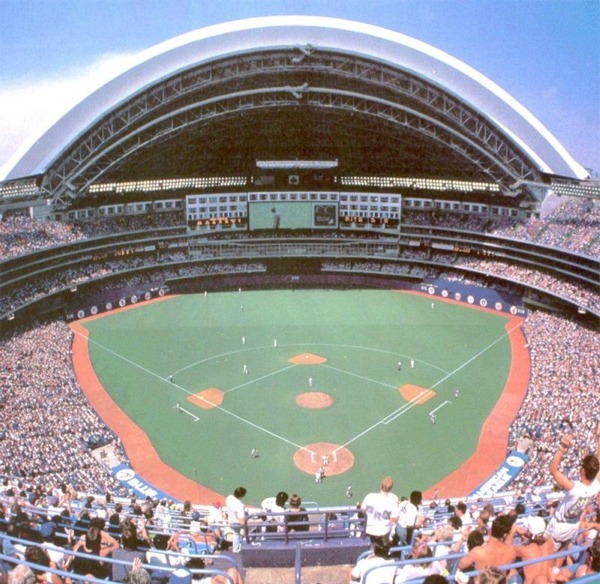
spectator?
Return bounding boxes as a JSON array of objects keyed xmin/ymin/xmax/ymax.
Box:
[
  {"xmin": 185, "ymin": 556, "xmax": 244, "ymax": 584},
  {"xmin": 127, "ymin": 557, "xmax": 152, "ymax": 584},
  {"xmin": 396, "ymin": 490, "xmax": 423, "ymax": 546},
  {"xmin": 70, "ymin": 517, "xmax": 119, "ymax": 580},
  {"xmin": 545, "ymin": 431, "xmax": 600, "ymax": 551},
  {"xmin": 347, "ymin": 541, "xmax": 395, "ymax": 583},
  {"xmin": 261, "ymin": 491, "xmax": 288, "ymax": 533},
  {"xmin": 476, "ymin": 566, "xmax": 507, "ymax": 584},
  {"xmin": 23, "ymin": 545, "xmax": 63, "ymax": 584},
  {"xmin": 574, "ymin": 533, "xmax": 600, "ymax": 579},
  {"xmin": 112, "ymin": 518, "xmax": 152, "ymax": 582},
  {"xmin": 393, "ymin": 542, "xmax": 443, "ymax": 583},
  {"xmin": 513, "ymin": 516, "xmax": 554, "ymax": 584},
  {"xmin": 7, "ymin": 564, "xmax": 36, "ymax": 584},
  {"xmin": 286, "ymin": 494, "xmax": 309, "ymax": 533},
  {"xmin": 458, "ymin": 515, "xmax": 517, "ymax": 573},
  {"xmin": 430, "ymin": 524, "xmax": 455, "ymax": 572},
  {"xmin": 360, "ymin": 477, "xmax": 399, "ymax": 547},
  {"xmin": 224, "ymin": 487, "xmax": 247, "ymax": 553}
]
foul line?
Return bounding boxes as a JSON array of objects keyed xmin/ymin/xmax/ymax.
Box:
[
  {"xmin": 71, "ymin": 328, "xmax": 317, "ymax": 457},
  {"xmin": 382, "ymin": 389, "xmax": 436, "ymax": 425},
  {"xmin": 73, "ymin": 319, "xmax": 522, "ymax": 460},
  {"xmin": 334, "ymin": 320, "xmax": 523, "ymax": 452}
]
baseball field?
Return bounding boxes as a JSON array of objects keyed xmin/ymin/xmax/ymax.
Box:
[{"xmin": 70, "ymin": 289, "xmax": 529, "ymax": 506}]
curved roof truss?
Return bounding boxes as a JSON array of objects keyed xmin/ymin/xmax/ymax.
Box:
[{"xmin": 4, "ymin": 17, "xmax": 587, "ymax": 207}]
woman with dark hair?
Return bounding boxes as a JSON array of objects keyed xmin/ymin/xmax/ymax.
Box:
[
  {"xmin": 24, "ymin": 545, "xmax": 63, "ymax": 584},
  {"xmin": 70, "ymin": 517, "xmax": 119, "ymax": 579},
  {"xmin": 286, "ymin": 494, "xmax": 309, "ymax": 533}
]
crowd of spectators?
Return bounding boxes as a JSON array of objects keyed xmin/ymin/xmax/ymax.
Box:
[
  {"xmin": 75, "ymin": 211, "xmax": 185, "ymax": 239},
  {"xmin": 1, "ymin": 292, "xmax": 597, "ymax": 506},
  {"xmin": 0, "ymin": 257, "xmax": 266, "ymax": 316},
  {"xmin": 0, "ymin": 210, "xmax": 184, "ymax": 261},
  {"xmin": 0, "ymin": 195, "xmax": 598, "ymax": 508},
  {"xmin": 451, "ymin": 257, "xmax": 599, "ymax": 311},
  {"xmin": 0, "ymin": 213, "xmax": 86, "ymax": 259},
  {"xmin": 402, "ymin": 195, "xmax": 599, "ymax": 258},
  {"xmin": 508, "ymin": 311, "xmax": 600, "ymax": 487},
  {"xmin": 2, "ymin": 455, "xmax": 598, "ymax": 584},
  {"xmin": 1, "ymin": 194, "xmax": 597, "ymax": 260},
  {"xmin": 503, "ymin": 196, "xmax": 599, "ymax": 257},
  {"xmin": 3, "ymin": 196, "xmax": 596, "ymax": 321},
  {"xmin": 0, "ymin": 321, "xmax": 127, "ymax": 496}
]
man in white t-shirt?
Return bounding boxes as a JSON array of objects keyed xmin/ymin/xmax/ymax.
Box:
[
  {"xmin": 360, "ymin": 476, "xmax": 399, "ymax": 547},
  {"xmin": 396, "ymin": 490, "xmax": 423, "ymax": 546},
  {"xmin": 225, "ymin": 486, "xmax": 247, "ymax": 553},
  {"xmin": 261, "ymin": 491, "xmax": 288, "ymax": 532},
  {"xmin": 545, "ymin": 432, "xmax": 600, "ymax": 550}
]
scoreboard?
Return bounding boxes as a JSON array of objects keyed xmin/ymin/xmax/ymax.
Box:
[{"xmin": 248, "ymin": 201, "xmax": 338, "ymax": 230}]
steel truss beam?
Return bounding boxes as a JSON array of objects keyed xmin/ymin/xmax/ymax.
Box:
[{"xmin": 44, "ymin": 48, "xmax": 543, "ymax": 207}]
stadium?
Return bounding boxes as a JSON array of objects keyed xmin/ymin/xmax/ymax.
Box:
[{"xmin": 1, "ymin": 15, "xmax": 599, "ymax": 584}]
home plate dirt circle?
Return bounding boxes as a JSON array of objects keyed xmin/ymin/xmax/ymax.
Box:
[
  {"xmin": 296, "ymin": 391, "xmax": 334, "ymax": 408},
  {"xmin": 294, "ymin": 442, "xmax": 354, "ymax": 476}
]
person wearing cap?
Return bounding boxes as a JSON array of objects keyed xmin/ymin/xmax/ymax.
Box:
[
  {"xmin": 545, "ymin": 431, "xmax": 600, "ymax": 551},
  {"xmin": 513, "ymin": 515, "xmax": 554, "ymax": 584},
  {"xmin": 360, "ymin": 477, "xmax": 399, "ymax": 548}
]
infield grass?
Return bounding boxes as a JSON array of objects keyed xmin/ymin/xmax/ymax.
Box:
[{"xmin": 81, "ymin": 289, "xmax": 513, "ymax": 506}]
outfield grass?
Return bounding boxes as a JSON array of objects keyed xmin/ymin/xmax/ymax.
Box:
[{"xmin": 81, "ymin": 289, "xmax": 513, "ymax": 506}]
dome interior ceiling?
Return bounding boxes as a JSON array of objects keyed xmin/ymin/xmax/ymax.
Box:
[{"xmin": 102, "ymin": 107, "xmax": 486, "ymax": 182}]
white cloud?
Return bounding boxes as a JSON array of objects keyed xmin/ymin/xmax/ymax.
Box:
[{"xmin": 0, "ymin": 52, "xmax": 139, "ymax": 179}]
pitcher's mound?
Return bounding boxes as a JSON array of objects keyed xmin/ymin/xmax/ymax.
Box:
[
  {"xmin": 289, "ymin": 353, "xmax": 328, "ymax": 365},
  {"xmin": 294, "ymin": 442, "xmax": 354, "ymax": 475},
  {"xmin": 189, "ymin": 388, "xmax": 224, "ymax": 409},
  {"xmin": 296, "ymin": 392, "xmax": 333, "ymax": 409},
  {"xmin": 400, "ymin": 384, "xmax": 436, "ymax": 403}
]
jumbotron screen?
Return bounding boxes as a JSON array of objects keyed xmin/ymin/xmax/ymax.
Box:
[{"xmin": 248, "ymin": 202, "xmax": 339, "ymax": 230}]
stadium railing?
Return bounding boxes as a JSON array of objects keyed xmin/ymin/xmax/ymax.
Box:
[
  {"xmin": 240, "ymin": 506, "xmax": 370, "ymax": 568},
  {"xmin": 0, "ymin": 533, "xmax": 239, "ymax": 584}
]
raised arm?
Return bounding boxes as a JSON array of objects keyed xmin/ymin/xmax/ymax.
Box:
[{"xmin": 549, "ymin": 434, "xmax": 575, "ymax": 492}]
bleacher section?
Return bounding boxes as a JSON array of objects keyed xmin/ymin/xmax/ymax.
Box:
[{"xmin": 1, "ymin": 478, "xmax": 599, "ymax": 583}]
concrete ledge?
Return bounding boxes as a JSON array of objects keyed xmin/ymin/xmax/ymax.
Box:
[{"xmin": 241, "ymin": 536, "xmax": 371, "ymax": 568}]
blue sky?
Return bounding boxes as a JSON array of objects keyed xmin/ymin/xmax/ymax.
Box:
[{"xmin": 1, "ymin": 0, "xmax": 598, "ymax": 177}]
